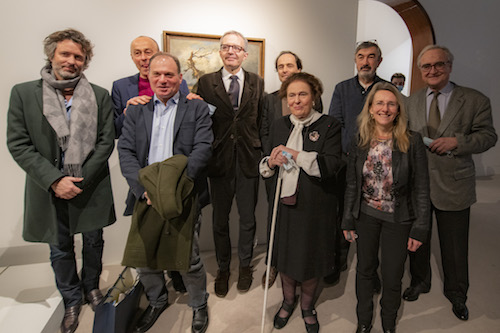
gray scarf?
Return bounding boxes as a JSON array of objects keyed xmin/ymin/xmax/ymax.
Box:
[{"xmin": 41, "ymin": 66, "xmax": 97, "ymax": 177}]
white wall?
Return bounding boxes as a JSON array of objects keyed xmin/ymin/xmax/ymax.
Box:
[
  {"xmin": 0, "ymin": 0, "xmax": 358, "ymax": 264},
  {"xmin": 357, "ymin": 0, "xmax": 412, "ymax": 96},
  {"xmin": 418, "ymin": 0, "xmax": 500, "ymax": 176}
]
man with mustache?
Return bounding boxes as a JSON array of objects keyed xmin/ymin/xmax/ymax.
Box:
[
  {"xmin": 7, "ymin": 29, "xmax": 116, "ymax": 333},
  {"xmin": 326, "ymin": 41, "xmax": 386, "ymax": 289}
]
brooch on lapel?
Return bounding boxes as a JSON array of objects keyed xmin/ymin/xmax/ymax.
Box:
[{"xmin": 309, "ymin": 131, "xmax": 320, "ymax": 142}]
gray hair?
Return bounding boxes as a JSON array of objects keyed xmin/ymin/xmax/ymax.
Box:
[
  {"xmin": 149, "ymin": 52, "xmax": 182, "ymax": 74},
  {"xmin": 355, "ymin": 41, "xmax": 382, "ymax": 60},
  {"xmin": 43, "ymin": 28, "xmax": 93, "ymax": 70},
  {"xmin": 220, "ymin": 30, "xmax": 248, "ymax": 51},
  {"xmin": 417, "ymin": 45, "xmax": 454, "ymax": 67}
]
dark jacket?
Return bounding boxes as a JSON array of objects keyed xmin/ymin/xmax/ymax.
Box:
[
  {"xmin": 122, "ymin": 155, "xmax": 196, "ymax": 271},
  {"xmin": 7, "ymin": 79, "xmax": 116, "ymax": 244},
  {"xmin": 195, "ymin": 68, "xmax": 264, "ymax": 178},
  {"xmin": 342, "ymin": 131, "xmax": 431, "ymax": 242}
]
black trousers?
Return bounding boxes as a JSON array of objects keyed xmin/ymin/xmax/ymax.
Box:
[
  {"xmin": 49, "ymin": 200, "xmax": 104, "ymax": 307},
  {"xmin": 356, "ymin": 212, "xmax": 411, "ymax": 330},
  {"xmin": 210, "ymin": 160, "xmax": 259, "ymax": 271},
  {"xmin": 408, "ymin": 206, "xmax": 470, "ymax": 303}
]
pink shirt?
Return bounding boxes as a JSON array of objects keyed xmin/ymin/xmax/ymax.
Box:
[{"xmin": 138, "ymin": 76, "xmax": 154, "ymax": 97}]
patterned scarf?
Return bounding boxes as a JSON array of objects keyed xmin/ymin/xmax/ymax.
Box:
[{"xmin": 41, "ymin": 66, "xmax": 97, "ymax": 177}]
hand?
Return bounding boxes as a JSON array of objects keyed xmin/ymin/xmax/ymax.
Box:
[
  {"xmin": 124, "ymin": 95, "xmax": 153, "ymax": 115},
  {"xmin": 429, "ymin": 137, "xmax": 457, "ymax": 155},
  {"xmin": 268, "ymin": 145, "xmax": 299, "ymax": 168},
  {"xmin": 343, "ymin": 230, "xmax": 357, "ymax": 243},
  {"xmin": 186, "ymin": 92, "xmax": 203, "ymax": 101},
  {"xmin": 144, "ymin": 192, "xmax": 152, "ymax": 205},
  {"xmin": 407, "ymin": 238, "xmax": 423, "ymax": 252},
  {"xmin": 51, "ymin": 176, "xmax": 83, "ymax": 200}
]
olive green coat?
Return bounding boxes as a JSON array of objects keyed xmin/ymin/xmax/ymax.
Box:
[{"xmin": 7, "ymin": 79, "xmax": 116, "ymax": 244}]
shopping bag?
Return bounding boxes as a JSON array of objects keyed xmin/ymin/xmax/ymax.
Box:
[{"xmin": 93, "ymin": 267, "xmax": 144, "ymax": 333}]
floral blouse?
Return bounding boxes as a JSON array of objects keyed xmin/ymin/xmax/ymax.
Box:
[{"xmin": 361, "ymin": 139, "xmax": 394, "ymax": 213}]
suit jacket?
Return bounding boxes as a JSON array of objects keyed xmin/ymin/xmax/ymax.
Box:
[
  {"xmin": 7, "ymin": 79, "xmax": 116, "ymax": 244},
  {"xmin": 342, "ymin": 132, "xmax": 431, "ymax": 242},
  {"xmin": 260, "ymin": 90, "xmax": 323, "ymax": 154},
  {"xmin": 117, "ymin": 93, "xmax": 213, "ymax": 216},
  {"xmin": 195, "ymin": 68, "xmax": 264, "ymax": 178},
  {"xmin": 407, "ymin": 84, "xmax": 497, "ymax": 211},
  {"xmin": 111, "ymin": 73, "xmax": 189, "ymax": 138}
]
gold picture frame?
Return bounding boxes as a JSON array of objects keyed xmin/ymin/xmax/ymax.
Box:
[{"xmin": 163, "ymin": 30, "xmax": 265, "ymax": 91}]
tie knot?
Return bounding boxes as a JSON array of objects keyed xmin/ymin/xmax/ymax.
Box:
[
  {"xmin": 432, "ymin": 91, "xmax": 440, "ymax": 99},
  {"xmin": 230, "ymin": 75, "xmax": 238, "ymax": 82}
]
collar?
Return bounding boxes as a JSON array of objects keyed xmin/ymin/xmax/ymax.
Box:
[
  {"xmin": 222, "ymin": 67, "xmax": 243, "ymax": 81},
  {"xmin": 426, "ymin": 81, "xmax": 454, "ymax": 96},
  {"xmin": 154, "ymin": 91, "xmax": 180, "ymax": 106}
]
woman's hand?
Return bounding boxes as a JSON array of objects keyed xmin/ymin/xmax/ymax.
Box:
[
  {"xmin": 407, "ymin": 238, "xmax": 422, "ymax": 252},
  {"xmin": 268, "ymin": 145, "xmax": 299, "ymax": 168},
  {"xmin": 343, "ymin": 230, "xmax": 358, "ymax": 243}
]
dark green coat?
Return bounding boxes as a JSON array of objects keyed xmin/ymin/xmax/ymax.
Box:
[{"xmin": 7, "ymin": 79, "xmax": 116, "ymax": 244}]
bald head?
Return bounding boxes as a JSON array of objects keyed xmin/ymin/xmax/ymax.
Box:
[{"xmin": 130, "ymin": 36, "xmax": 159, "ymax": 79}]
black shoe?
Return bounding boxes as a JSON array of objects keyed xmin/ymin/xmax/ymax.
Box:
[
  {"xmin": 373, "ymin": 275, "xmax": 381, "ymax": 294},
  {"xmin": 452, "ymin": 302, "xmax": 469, "ymax": 321},
  {"xmin": 262, "ymin": 266, "xmax": 278, "ymax": 288},
  {"xmin": 214, "ymin": 270, "xmax": 230, "ymax": 297},
  {"xmin": 61, "ymin": 305, "xmax": 81, "ymax": 333},
  {"xmin": 402, "ymin": 286, "xmax": 430, "ymax": 301},
  {"xmin": 383, "ymin": 329, "xmax": 396, "ymax": 333},
  {"xmin": 237, "ymin": 266, "xmax": 253, "ymax": 292},
  {"xmin": 274, "ymin": 296, "xmax": 298, "ymax": 329},
  {"xmin": 85, "ymin": 289, "xmax": 103, "ymax": 311},
  {"xmin": 134, "ymin": 303, "xmax": 169, "ymax": 333},
  {"xmin": 170, "ymin": 271, "xmax": 187, "ymax": 293},
  {"xmin": 356, "ymin": 324, "xmax": 372, "ymax": 333},
  {"xmin": 192, "ymin": 305, "xmax": 209, "ymax": 333},
  {"xmin": 301, "ymin": 308, "xmax": 319, "ymax": 333}
]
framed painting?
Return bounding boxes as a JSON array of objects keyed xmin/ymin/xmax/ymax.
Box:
[{"xmin": 163, "ymin": 31, "xmax": 265, "ymax": 91}]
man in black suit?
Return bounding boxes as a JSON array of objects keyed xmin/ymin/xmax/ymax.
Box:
[
  {"xmin": 118, "ymin": 52, "xmax": 212, "ymax": 333},
  {"xmin": 195, "ymin": 30, "xmax": 264, "ymax": 297}
]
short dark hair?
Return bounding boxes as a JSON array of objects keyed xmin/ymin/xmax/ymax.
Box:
[
  {"xmin": 391, "ymin": 73, "xmax": 405, "ymax": 82},
  {"xmin": 355, "ymin": 41, "xmax": 382, "ymax": 60},
  {"xmin": 275, "ymin": 51, "xmax": 303, "ymax": 71},
  {"xmin": 279, "ymin": 72, "xmax": 323, "ymax": 102},
  {"xmin": 43, "ymin": 28, "xmax": 93, "ymax": 70},
  {"xmin": 149, "ymin": 52, "xmax": 182, "ymax": 74}
]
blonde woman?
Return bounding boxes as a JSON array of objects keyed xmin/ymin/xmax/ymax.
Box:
[{"xmin": 342, "ymin": 82, "xmax": 430, "ymax": 333}]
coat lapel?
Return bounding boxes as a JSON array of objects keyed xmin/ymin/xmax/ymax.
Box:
[
  {"xmin": 414, "ymin": 89, "xmax": 429, "ymax": 137},
  {"xmin": 438, "ymin": 85, "xmax": 464, "ymax": 137},
  {"xmin": 173, "ymin": 95, "xmax": 187, "ymax": 138},
  {"xmin": 143, "ymin": 100, "xmax": 155, "ymax": 146},
  {"xmin": 238, "ymin": 69, "xmax": 254, "ymax": 113},
  {"xmin": 213, "ymin": 69, "xmax": 233, "ymax": 111}
]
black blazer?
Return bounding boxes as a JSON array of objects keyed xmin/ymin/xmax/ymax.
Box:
[
  {"xmin": 196, "ymin": 68, "xmax": 264, "ymax": 178},
  {"xmin": 342, "ymin": 131, "xmax": 431, "ymax": 242}
]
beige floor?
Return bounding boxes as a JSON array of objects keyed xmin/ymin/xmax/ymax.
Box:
[{"xmin": 74, "ymin": 175, "xmax": 500, "ymax": 333}]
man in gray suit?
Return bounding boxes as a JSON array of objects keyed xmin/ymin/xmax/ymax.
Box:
[
  {"xmin": 118, "ymin": 52, "xmax": 212, "ymax": 333},
  {"xmin": 405, "ymin": 45, "xmax": 497, "ymax": 321}
]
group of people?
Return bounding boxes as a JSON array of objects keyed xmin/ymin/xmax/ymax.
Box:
[{"xmin": 6, "ymin": 28, "xmax": 497, "ymax": 333}]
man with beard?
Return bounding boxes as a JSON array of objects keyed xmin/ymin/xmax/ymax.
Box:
[
  {"xmin": 326, "ymin": 41, "xmax": 386, "ymax": 288},
  {"xmin": 7, "ymin": 29, "xmax": 116, "ymax": 333}
]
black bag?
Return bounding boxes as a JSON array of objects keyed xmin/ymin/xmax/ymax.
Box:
[{"xmin": 93, "ymin": 267, "xmax": 143, "ymax": 333}]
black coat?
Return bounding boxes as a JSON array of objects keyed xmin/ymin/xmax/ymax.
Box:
[{"xmin": 342, "ymin": 131, "xmax": 431, "ymax": 242}]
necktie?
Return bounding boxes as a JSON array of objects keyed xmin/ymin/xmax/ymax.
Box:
[
  {"xmin": 428, "ymin": 91, "xmax": 441, "ymax": 138},
  {"xmin": 228, "ymin": 75, "xmax": 240, "ymax": 111}
]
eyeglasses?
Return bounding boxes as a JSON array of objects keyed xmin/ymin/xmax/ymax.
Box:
[
  {"xmin": 419, "ymin": 61, "xmax": 450, "ymax": 72},
  {"xmin": 220, "ymin": 44, "xmax": 245, "ymax": 53},
  {"xmin": 373, "ymin": 101, "xmax": 398, "ymax": 109}
]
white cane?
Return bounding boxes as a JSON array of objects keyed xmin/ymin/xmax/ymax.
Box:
[{"xmin": 260, "ymin": 166, "xmax": 283, "ymax": 333}]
